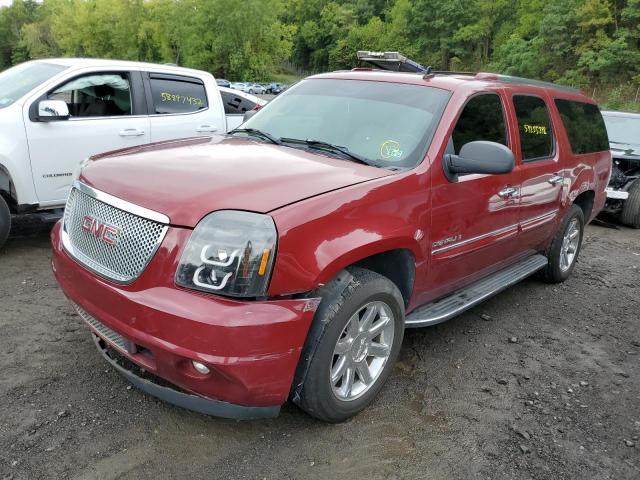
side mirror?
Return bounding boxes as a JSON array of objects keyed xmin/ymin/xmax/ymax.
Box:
[
  {"xmin": 444, "ymin": 141, "xmax": 514, "ymax": 181},
  {"xmin": 37, "ymin": 100, "xmax": 70, "ymax": 121},
  {"xmin": 243, "ymin": 109, "xmax": 258, "ymax": 123}
]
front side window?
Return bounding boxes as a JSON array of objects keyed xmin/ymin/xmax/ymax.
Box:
[
  {"xmin": 242, "ymin": 78, "xmax": 451, "ymax": 169},
  {"xmin": 513, "ymin": 95, "xmax": 554, "ymax": 161},
  {"xmin": 0, "ymin": 61, "xmax": 67, "ymax": 109},
  {"xmin": 49, "ymin": 72, "xmax": 132, "ymax": 117},
  {"xmin": 149, "ymin": 76, "xmax": 208, "ymax": 114},
  {"xmin": 452, "ymin": 94, "xmax": 507, "ymax": 154},
  {"xmin": 554, "ymin": 99, "xmax": 609, "ymax": 154}
]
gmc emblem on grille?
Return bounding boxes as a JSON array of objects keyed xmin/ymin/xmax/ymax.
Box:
[{"xmin": 81, "ymin": 215, "xmax": 121, "ymax": 246}]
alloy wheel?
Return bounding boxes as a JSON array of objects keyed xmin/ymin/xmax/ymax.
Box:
[
  {"xmin": 330, "ymin": 301, "xmax": 395, "ymax": 401},
  {"xmin": 560, "ymin": 218, "xmax": 580, "ymax": 272}
]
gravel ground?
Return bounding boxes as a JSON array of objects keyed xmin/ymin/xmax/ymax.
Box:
[{"xmin": 1, "ymin": 216, "xmax": 638, "ymax": 480}]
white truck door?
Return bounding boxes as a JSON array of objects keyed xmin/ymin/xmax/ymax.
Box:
[
  {"xmin": 219, "ymin": 89, "xmax": 263, "ymax": 131},
  {"xmin": 145, "ymin": 73, "xmax": 226, "ymax": 142},
  {"xmin": 24, "ymin": 70, "xmax": 150, "ymax": 205}
]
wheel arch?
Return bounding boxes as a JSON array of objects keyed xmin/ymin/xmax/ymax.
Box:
[
  {"xmin": 573, "ymin": 189, "xmax": 595, "ymax": 223},
  {"xmin": 0, "ymin": 163, "xmax": 17, "ymax": 211}
]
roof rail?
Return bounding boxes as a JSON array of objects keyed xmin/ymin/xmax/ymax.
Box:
[{"xmin": 475, "ymin": 72, "xmax": 580, "ymax": 92}]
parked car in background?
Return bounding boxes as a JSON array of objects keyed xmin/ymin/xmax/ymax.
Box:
[
  {"xmin": 246, "ymin": 83, "xmax": 266, "ymax": 94},
  {"xmin": 0, "ymin": 58, "xmax": 247, "ymax": 248},
  {"xmin": 216, "ymin": 78, "xmax": 231, "ymax": 88},
  {"xmin": 601, "ymin": 110, "xmax": 640, "ymax": 228},
  {"xmin": 268, "ymin": 83, "xmax": 287, "ymax": 94},
  {"xmin": 52, "ymin": 67, "xmax": 610, "ymax": 422}
]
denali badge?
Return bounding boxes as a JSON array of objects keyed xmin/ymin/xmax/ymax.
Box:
[{"xmin": 81, "ymin": 215, "xmax": 121, "ymax": 246}]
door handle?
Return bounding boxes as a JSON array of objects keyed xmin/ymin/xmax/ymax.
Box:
[
  {"xmin": 548, "ymin": 174, "xmax": 564, "ymax": 185},
  {"xmin": 498, "ymin": 186, "xmax": 519, "ymax": 199},
  {"xmin": 196, "ymin": 124, "xmax": 218, "ymax": 133},
  {"xmin": 119, "ymin": 128, "xmax": 145, "ymax": 137}
]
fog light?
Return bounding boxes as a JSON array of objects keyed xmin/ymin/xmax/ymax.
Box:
[{"xmin": 192, "ymin": 361, "xmax": 210, "ymax": 374}]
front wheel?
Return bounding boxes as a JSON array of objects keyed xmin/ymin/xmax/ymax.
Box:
[
  {"xmin": 0, "ymin": 195, "xmax": 11, "ymax": 249},
  {"xmin": 541, "ymin": 204, "xmax": 584, "ymax": 283},
  {"xmin": 294, "ymin": 268, "xmax": 405, "ymax": 422}
]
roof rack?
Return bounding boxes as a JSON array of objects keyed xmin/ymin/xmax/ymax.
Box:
[
  {"xmin": 355, "ymin": 51, "xmax": 579, "ymax": 92},
  {"xmin": 356, "ymin": 51, "xmax": 428, "ymax": 74}
]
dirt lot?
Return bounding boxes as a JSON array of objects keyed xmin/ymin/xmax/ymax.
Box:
[{"xmin": 1, "ymin": 217, "xmax": 638, "ymax": 480}]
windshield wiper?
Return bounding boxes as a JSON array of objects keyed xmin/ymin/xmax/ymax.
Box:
[
  {"xmin": 229, "ymin": 128, "xmax": 281, "ymax": 145},
  {"xmin": 280, "ymin": 137, "xmax": 371, "ymax": 165}
]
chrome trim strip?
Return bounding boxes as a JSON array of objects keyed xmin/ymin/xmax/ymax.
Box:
[
  {"xmin": 520, "ymin": 209, "xmax": 559, "ymax": 228},
  {"xmin": 432, "ymin": 223, "xmax": 519, "ymax": 255},
  {"xmin": 73, "ymin": 181, "xmax": 170, "ymax": 224}
]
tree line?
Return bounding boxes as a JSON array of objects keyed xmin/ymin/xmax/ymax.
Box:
[{"xmin": 1, "ymin": 0, "xmax": 639, "ymax": 109}]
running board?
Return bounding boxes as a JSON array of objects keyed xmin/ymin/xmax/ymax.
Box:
[{"xmin": 405, "ymin": 254, "xmax": 548, "ymax": 328}]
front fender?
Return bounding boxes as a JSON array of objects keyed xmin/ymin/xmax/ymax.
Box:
[{"xmin": 268, "ymin": 172, "xmax": 428, "ymax": 296}]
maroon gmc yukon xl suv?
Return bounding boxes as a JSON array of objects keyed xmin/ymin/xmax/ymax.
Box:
[{"xmin": 51, "ymin": 69, "xmax": 611, "ymax": 422}]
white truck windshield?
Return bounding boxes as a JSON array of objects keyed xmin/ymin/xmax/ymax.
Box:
[{"xmin": 0, "ymin": 61, "xmax": 68, "ymax": 109}]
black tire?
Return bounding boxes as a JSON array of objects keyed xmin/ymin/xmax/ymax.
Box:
[
  {"xmin": 293, "ymin": 267, "xmax": 405, "ymax": 422},
  {"xmin": 541, "ymin": 204, "xmax": 585, "ymax": 283},
  {"xmin": 0, "ymin": 195, "xmax": 11, "ymax": 250},
  {"xmin": 621, "ymin": 180, "xmax": 640, "ymax": 229}
]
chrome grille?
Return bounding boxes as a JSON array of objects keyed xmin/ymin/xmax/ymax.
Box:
[
  {"xmin": 74, "ymin": 304, "xmax": 127, "ymax": 353},
  {"xmin": 62, "ymin": 182, "xmax": 168, "ymax": 283}
]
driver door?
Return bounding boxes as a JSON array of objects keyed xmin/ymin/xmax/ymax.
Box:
[
  {"xmin": 422, "ymin": 91, "xmax": 523, "ymax": 304},
  {"xmin": 24, "ymin": 70, "xmax": 149, "ymax": 205}
]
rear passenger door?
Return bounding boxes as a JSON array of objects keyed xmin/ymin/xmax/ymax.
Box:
[
  {"xmin": 144, "ymin": 73, "xmax": 224, "ymax": 142},
  {"xmin": 510, "ymin": 94, "xmax": 563, "ymax": 250}
]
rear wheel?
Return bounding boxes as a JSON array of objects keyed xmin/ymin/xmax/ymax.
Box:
[
  {"xmin": 0, "ymin": 195, "xmax": 11, "ymax": 249},
  {"xmin": 621, "ymin": 180, "xmax": 640, "ymax": 229},
  {"xmin": 541, "ymin": 204, "xmax": 584, "ymax": 283},
  {"xmin": 294, "ymin": 268, "xmax": 404, "ymax": 422}
]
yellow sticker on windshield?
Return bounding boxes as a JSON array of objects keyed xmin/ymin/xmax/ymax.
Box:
[
  {"xmin": 380, "ymin": 140, "xmax": 403, "ymax": 159},
  {"xmin": 523, "ymin": 124, "xmax": 548, "ymax": 135}
]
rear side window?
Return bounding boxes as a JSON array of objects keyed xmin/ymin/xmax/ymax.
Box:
[
  {"xmin": 452, "ymin": 94, "xmax": 507, "ymax": 154},
  {"xmin": 554, "ymin": 99, "xmax": 609, "ymax": 154},
  {"xmin": 220, "ymin": 90, "xmax": 258, "ymax": 114},
  {"xmin": 513, "ymin": 95, "xmax": 554, "ymax": 161},
  {"xmin": 149, "ymin": 76, "xmax": 207, "ymax": 114}
]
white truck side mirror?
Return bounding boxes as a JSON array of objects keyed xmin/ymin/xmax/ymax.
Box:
[{"xmin": 38, "ymin": 100, "xmax": 70, "ymax": 121}]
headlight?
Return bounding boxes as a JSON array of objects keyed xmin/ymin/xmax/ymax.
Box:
[{"xmin": 175, "ymin": 210, "xmax": 277, "ymax": 298}]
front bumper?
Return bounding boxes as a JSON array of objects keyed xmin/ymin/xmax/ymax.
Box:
[{"xmin": 51, "ymin": 222, "xmax": 317, "ymax": 417}]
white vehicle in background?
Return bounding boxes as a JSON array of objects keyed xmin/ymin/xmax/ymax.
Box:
[{"xmin": 0, "ymin": 58, "xmax": 257, "ymax": 248}]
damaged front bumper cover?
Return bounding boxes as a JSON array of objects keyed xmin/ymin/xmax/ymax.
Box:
[{"xmin": 92, "ymin": 334, "xmax": 281, "ymax": 420}]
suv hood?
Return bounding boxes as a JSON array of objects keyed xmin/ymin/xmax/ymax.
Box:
[{"xmin": 80, "ymin": 136, "xmax": 392, "ymax": 227}]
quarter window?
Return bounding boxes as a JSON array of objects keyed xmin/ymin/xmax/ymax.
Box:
[
  {"xmin": 452, "ymin": 93, "xmax": 507, "ymax": 154},
  {"xmin": 513, "ymin": 95, "xmax": 554, "ymax": 161},
  {"xmin": 49, "ymin": 72, "xmax": 132, "ymax": 117},
  {"xmin": 220, "ymin": 90, "xmax": 258, "ymax": 114},
  {"xmin": 554, "ymin": 99, "xmax": 609, "ymax": 154},
  {"xmin": 149, "ymin": 76, "xmax": 208, "ymax": 114}
]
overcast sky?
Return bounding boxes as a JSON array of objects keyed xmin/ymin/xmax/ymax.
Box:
[{"xmin": 0, "ymin": 0, "xmax": 14, "ymax": 7}]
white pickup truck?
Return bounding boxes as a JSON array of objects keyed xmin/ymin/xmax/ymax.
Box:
[{"xmin": 0, "ymin": 58, "xmax": 265, "ymax": 248}]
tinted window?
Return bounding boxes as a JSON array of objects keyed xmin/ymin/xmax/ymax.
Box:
[
  {"xmin": 243, "ymin": 79, "xmax": 451, "ymax": 169},
  {"xmin": 513, "ymin": 95, "xmax": 554, "ymax": 161},
  {"xmin": 220, "ymin": 90, "xmax": 257, "ymax": 114},
  {"xmin": 49, "ymin": 72, "xmax": 131, "ymax": 117},
  {"xmin": 452, "ymin": 94, "xmax": 507, "ymax": 154},
  {"xmin": 554, "ymin": 99, "xmax": 609, "ymax": 154},
  {"xmin": 0, "ymin": 61, "xmax": 67, "ymax": 109},
  {"xmin": 150, "ymin": 77, "xmax": 207, "ymax": 114}
]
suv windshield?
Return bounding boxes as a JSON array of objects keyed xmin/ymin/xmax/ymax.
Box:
[
  {"xmin": 241, "ymin": 78, "xmax": 451, "ymax": 168},
  {"xmin": 0, "ymin": 61, "xmax": 68, "ymax": 109},
  {"xmin": 603, "ymin": 114, "xmax": 640, "ymax": 147}
]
